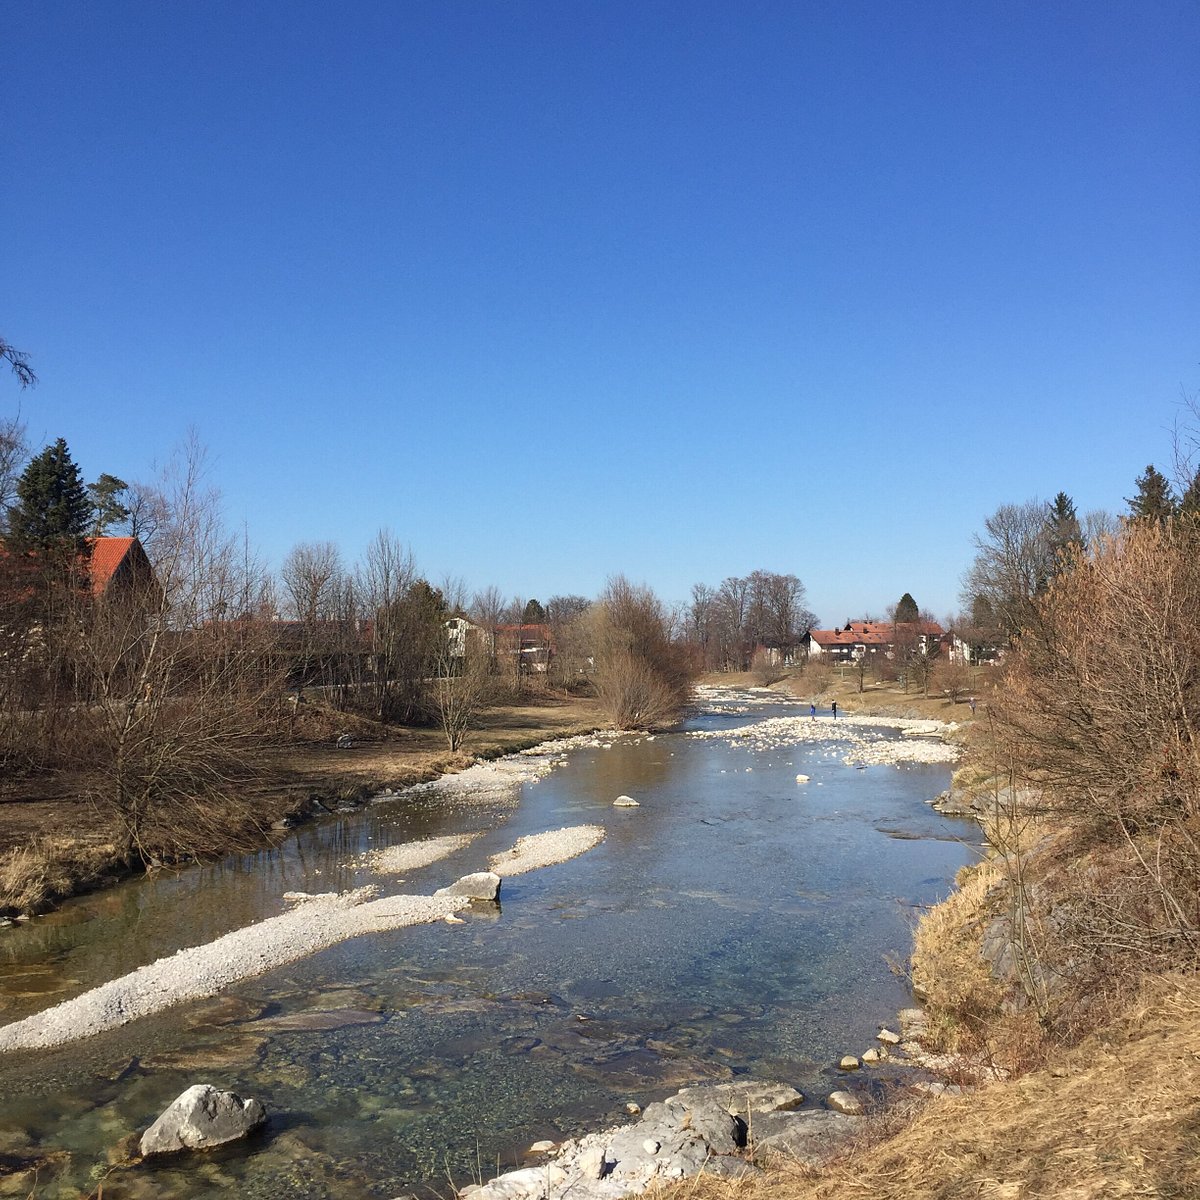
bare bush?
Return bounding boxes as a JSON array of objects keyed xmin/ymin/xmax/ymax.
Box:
[
  {"xmin": 751, "ymin": 648, "xmax": 787, "ymax": 687},
  {"xmin": 978, "ymin": 518, "xmax": 1200, "ymax": 1023},
  {"xmin": 589, "ymin": 576, "xmax": 694, "ymax": 729}
]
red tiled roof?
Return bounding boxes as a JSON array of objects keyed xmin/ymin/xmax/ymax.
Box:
[
  {"xmin": 810, "ymin": 620, "xmax": 944, "ymax": 647},
  {"xmin": 87, "ymin": 537, "xmax": 137, "ymax": 595}
]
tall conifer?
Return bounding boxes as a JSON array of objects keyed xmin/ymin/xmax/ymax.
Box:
[{"xmin": 8, "ymin": 438, "xmax": 92, "ymax": 553}]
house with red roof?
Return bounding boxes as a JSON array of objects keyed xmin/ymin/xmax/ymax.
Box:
[
  {"xmin": 804, "ymin": 620, "xmax": 944, "ymax": 662},
  {"xmin": 86, "ymin": 537, "xmax": 157, "ymax": 598}
]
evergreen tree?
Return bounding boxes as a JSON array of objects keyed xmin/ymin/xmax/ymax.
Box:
[
  {"xmin": 523, "ymin": 598, "xmax": 546, "ymax": 623},
  {"xmin": 1045, "ymin": 491, "xmax": 1083, "ymax": 567},
  {"xmin": 1178, "ymin": 467, "xmax": 1200, "ymax": 518},
  {"xmin": 1127, "ymin": 465, "xmax": 1177, "ymax": 526},
  {"xmin": 8, "ymin": 438, "xmax": 92, "ymax": 553},
  {"xmin": 894, "ymin": 592, "xmax": 919, "ymax": 623},
  {"xmin": 87, "ymin": 473, "xmax": 131, "ymax": 536}
]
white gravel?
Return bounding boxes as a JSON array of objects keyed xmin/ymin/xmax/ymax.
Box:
[
  {"xmin": 489, "ymin": 825, "xmax": 606, "ymax": 877},
  {"xmin": 0, "ymin": 818, "xmax": 613, "ymax": 1053},
  {"xmin": 0, "ymin": 887, "xmax": 469, "ymax": 1052},
  {"xmin": 401, "ymin": 732, "xmax": 623, "ymax": 804},
  {"xmin": 362, "ymin": 833, "xmax": 479, "ymax": 874},
  {"xmin": 687, "ymin": 712, "xmax": 961, "ymax": 766}
]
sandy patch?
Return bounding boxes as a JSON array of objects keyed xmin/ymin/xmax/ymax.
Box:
[{"xmin": 489, "ymin": 825, "xmax": 606, "ymax": 877}]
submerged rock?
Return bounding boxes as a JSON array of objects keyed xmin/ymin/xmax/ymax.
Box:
[{"xmin": 139, "ymin": 1084, "xmax": 266, "ymax": 1157}]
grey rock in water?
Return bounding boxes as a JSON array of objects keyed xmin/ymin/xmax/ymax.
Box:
[
  {"xmin": 139, "ymin": 1084, "xmax": 266, "ymax": 1157},
  {"xmin": 674, "ymin": 1081, "xmax": 804, "ymax": 1115},
  {"xmin": 613, "ymin": 795, "xmax": 640, "ymax": 807},
  {"xmin": 434, "ymin": 872, "xmax": 501, "ymax": 901}
]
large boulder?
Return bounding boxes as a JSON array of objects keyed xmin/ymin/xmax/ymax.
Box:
[{"xmin": 139, "ymin": 1084, "xmax": 266, "ymax": 1157}]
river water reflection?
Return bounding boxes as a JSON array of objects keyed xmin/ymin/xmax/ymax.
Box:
[{"xmin": 0, "ymin": 691, "xmax": 976, "ymax": 1198}]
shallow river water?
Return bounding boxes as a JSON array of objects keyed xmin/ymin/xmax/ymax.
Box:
[{"xmin": 0, "ymin": 691, "xmax": 976, "ymax": 1199}]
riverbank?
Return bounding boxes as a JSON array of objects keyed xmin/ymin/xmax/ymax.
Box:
[{"xmin": 0, "ymin": 691, "xmax": 604, "ymax": 919}]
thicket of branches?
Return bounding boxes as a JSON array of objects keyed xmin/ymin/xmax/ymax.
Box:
[
  {"xmin": 588, "ymin": 576, "xmax": 696, "ymax": 729},
  {"xmin": 929, "ymin": 505, "xmax": 1200, "ymax": 1054},
  {"xmin": 685, "ymin": 570, "xmax": 816, "ymax": 672}
]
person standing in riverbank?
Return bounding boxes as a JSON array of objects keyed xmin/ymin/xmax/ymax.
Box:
[
  {"xmin": 831, "ymin": 701, "xmax": 838, "ymax": 719},
  {"xmin": 810, "ymin": 702, "xmax": 816, "ymax": 719}
]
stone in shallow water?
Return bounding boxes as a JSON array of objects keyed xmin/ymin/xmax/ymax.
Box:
[
  {"xmin": 434, "ymin": 872, "xmax": 502, "ymax": 900},
  {"xmin": 139, "ymin": 1084, "xmax": 266, "ymax": 1157},
  {"xmin": 838, "ymin": 1055, "xmax": 860, "ymax": 1070},
  {"xmin": 613, "ymin": 795, "xmax": 640, "ymax": 807}
]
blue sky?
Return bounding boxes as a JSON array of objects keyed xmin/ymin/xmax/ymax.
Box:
[{"xmin": 3, "ymin": 1, "xmax": 1196, "ymax": 625}]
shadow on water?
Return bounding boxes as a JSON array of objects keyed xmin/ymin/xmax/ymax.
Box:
[{"xmin": 0, "ymin": 694, "xmax": 976, "ymax": 1199}]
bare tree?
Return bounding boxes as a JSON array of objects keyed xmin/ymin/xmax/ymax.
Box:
[
  {"xmin": 0, "ymin": 336, "xmax": 36, "ymax": 389},
  {"xmin": 432, "ymin": 635, "xmax": 493, "ymax": 751},
  {"xmin": 961, "ymin": 501, "xmax": 1054, "ymax": 643},
  {"xmin": 281, "ymin": 541, "xmax": 343, "ymax": 625},
  {"xmin": 355, "ymin": 530, "xmax": 418, "ymax": 721}
]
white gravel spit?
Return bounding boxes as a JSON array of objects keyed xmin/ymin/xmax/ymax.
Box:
[
  {"xmin": 363, "ymin": 833, "xmax": 479, "ymax": 874},
  {"xmin": 404, "ymin": 733, "xmax": 623, "ymax": 803},
  {"xmin": 489, "ymin": 825, "xmax": 606, "ymax": 877},
  {"xmin": 0, "ymin": 887, "xmax": 469, "ymax": 1053},
  {"xmin": 686, "ymin": 713, "xmax": 961, "ymax": 767}
]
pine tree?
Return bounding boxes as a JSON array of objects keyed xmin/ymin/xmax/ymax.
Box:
[
  {"xmin": 87, "ymin": 473, "xmax": 131, "ymax": 536},
  {"xmin": 8, "ymin": 438, "xmax": 92, "ymax": 553},
  {"xmin": 1046, "ymin": 491, "xmax": 1083, "ymax": 565},
  {"xmin": 1127, "ymin": 465, "xmax": 1177, "ymax": 526},
  {"xmin": 523, "ymin": 598, "xmax": 546, "ymax": 623},
  {"xmin": 894, "ymin": 592, "xmax": 919, "ymax": 623}
]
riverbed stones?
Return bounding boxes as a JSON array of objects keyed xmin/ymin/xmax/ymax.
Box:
[
  {"xmin": 861, "ymin": 1046, "xmax": 886, "ymax": 1064},
  {"xmin": 139, "ymin": 1084, "xmax": 266, "ymax": 1157},
  {"xmin": 613, "ymin": 795, "xmax": 640, "ymax": 807},
  {"xmin": 434, "ymin": 872, "xmax": 502, "ymax": 901},
  {"xmin": 463, "ymin": 1080, "xmax": 857, "ymax": 1200},
  {"xmin": 838, "ymin": 1055, "xmax": 860, "ymax": 1070},
  {"xmin": 877, "ymin": 1027, "xmax": 902, "ymax": 1045}
]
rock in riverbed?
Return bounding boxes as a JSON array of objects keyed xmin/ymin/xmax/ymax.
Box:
[
  {"xmin": 140, "ymin": 1084, "xmax": 266, "ymax": 1157},
  {"xmin": 434, "ymin": 872, "xmax": 502, "ymax": 901},
  {"xmin": 460, "ymin": 1080, "xmax": 854, "ymax": 1200}
]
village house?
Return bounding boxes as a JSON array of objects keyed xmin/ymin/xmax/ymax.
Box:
[{"xmin": 804, "ymin": 620, "xmax": 945, "ymax": 662}]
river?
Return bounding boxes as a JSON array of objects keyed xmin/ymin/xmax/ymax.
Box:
[{"xmin": 0, "ymin": 689, "xmax": 976, "ymax": 1199}]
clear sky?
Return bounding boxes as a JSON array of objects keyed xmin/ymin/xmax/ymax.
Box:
[{"xmin": 3, "ymin": 1, "xmax": 1197, "ymax": 626}]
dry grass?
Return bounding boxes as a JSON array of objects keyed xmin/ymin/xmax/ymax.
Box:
[
  {"xmin": 910, "ymin": 860, "xmax": 1008, "ymax": 1055},
  {"xmin": 0, "ymin": 836, "xmax": 127, "ymax": 917},
  {"xmin": 659, "ymin": 973, "xmax": 1200, "ymax": 1200}
]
